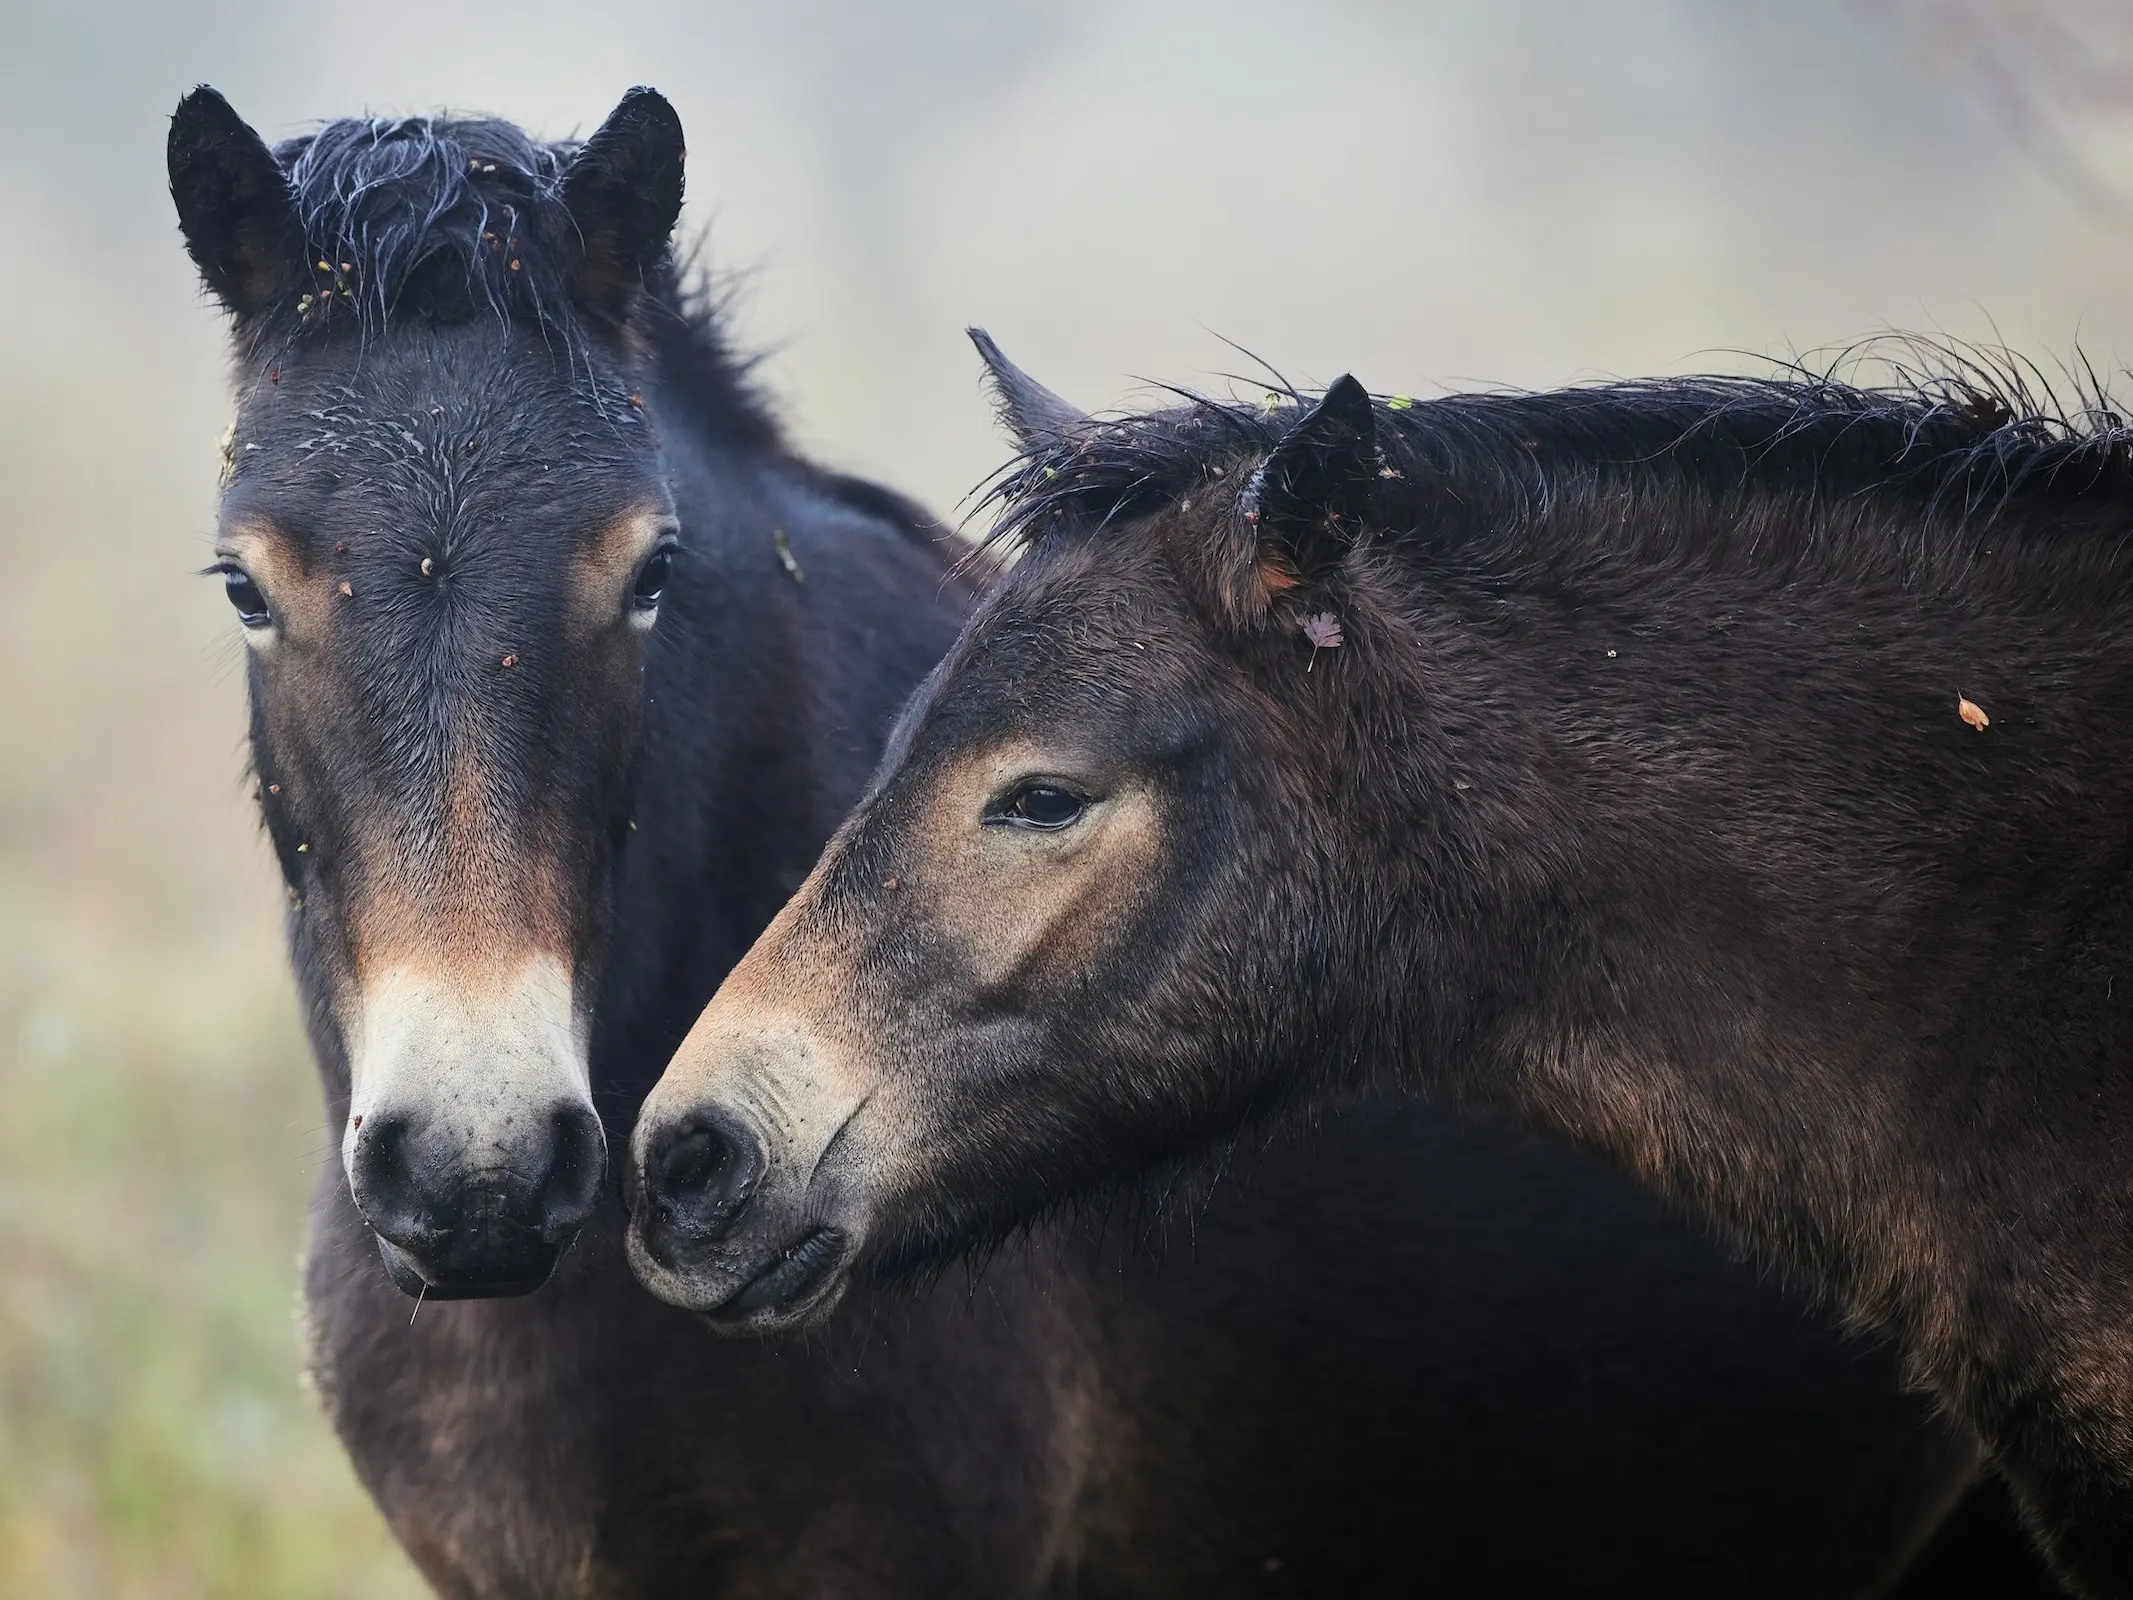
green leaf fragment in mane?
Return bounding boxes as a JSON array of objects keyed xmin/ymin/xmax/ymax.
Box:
[{"xmin": 774, "ymin": 527, "xmax": 805, "ymax": 584}]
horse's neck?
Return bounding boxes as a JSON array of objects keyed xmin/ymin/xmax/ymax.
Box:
[
  {"xmin": 1360, "ymin": 516, "xmax": 2133, "ymax": 1333},
  {"xmin": 598, "ymin": 414, "xmax": 957, "ymax": 1101},
  {"xmin": 595, "ymin": 433, "xmax": 829, "ymax": 1095}
]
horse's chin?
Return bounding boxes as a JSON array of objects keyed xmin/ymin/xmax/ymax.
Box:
[
  {"xmin": 629, "ymin": 1218, "xmax": 855, "ymax": 1334},
  {"xmin": 374, "ymin": 1233, "xmax": 560, "ymax": 1301},
  {"xmin": 701, "ymin": 1226, "xmax": 853, "ymax": 1335}
]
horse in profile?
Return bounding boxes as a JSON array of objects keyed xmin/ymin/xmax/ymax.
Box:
[{"xmin": 636, "ymin": 330, "xmax": 2133, "ymax": 1592}]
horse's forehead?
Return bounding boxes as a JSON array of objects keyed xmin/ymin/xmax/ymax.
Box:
[
  {"xmin": 254, "ymin": 371, "xmax": 562, "ymax": 465},
  {"xmin": 995, "ymin": 535, "xmax": 1183, "ymax": 640},
  {"xmin": 236, "ymin": 382, "xmax": 646, "ymax": 544},
  {"xmin": 917, "ymin": 562, "xmax": 1170, "ymax": 743},
  {"xmin": 245, "ymin": 320, "xmax": 631, "ymax": 450}
]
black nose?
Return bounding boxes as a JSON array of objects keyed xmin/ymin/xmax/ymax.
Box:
[
  {"xmin": 642, "ymin": 1110, "xmax": 765, "ymax": 1243},
  {"xmin": 347, "ymin": 1100, "xmax": 606, "ymax": 1295}
]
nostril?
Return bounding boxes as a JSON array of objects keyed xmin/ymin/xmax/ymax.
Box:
[
  {"xmin": 662, "ymin": 1127, "xmax": 729, "ymax": 1197},
  {"xmin": 349, "ymin": 1112, "xmax": 404, "ymax": 1186},
  {"xmin": 535, "ymin": 1103, "xmax": 606, "ymax": 1240},
  {"xmin": 346, "ymin": 1112, "xmax": 430, "ymax": 1246},
  {"xmin": 649, "ymin": 1112, "xmax": 763, "ymax": 1235}
]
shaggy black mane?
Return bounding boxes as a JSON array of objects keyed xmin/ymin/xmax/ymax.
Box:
[
  {"xmin": 277, "ymin": 115, "xmax": 575, "ymax": 336},
  {"xmin": 258, "ymin": 113, "xmax": 776, "ymax": 448},
  {"xmin": 982, "ymin": 346, "xmax": 2133, "ymax": 562}
]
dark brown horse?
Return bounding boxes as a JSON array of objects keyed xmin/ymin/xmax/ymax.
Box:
[
  {"xmin": 631, "ymin": 333, "xmax": 2133, "ymax": 1591},
  {"xmin": 171, "ymin": 86, "xmax": 2034, "ymax": 1593}
]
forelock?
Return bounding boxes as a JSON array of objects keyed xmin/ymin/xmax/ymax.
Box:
[{"xmin": 264, "ymin": 115, "xmax": 590, "ymax": 350}]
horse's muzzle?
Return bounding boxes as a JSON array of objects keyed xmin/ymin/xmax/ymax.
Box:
[
  {"xmin": 348, "ymin": 1102, "xmax": 606, "ymax": 1299},
  {"xmin": 627, "ymin": 1108, "xmax": 856, "ymax": 1331}
]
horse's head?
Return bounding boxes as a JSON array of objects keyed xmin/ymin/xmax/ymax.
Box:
[
  {"xmin": 629, "ymin": 339, "xmax": 1379, "ymax": 1331},
  {"xmin": 173, "ymin": 87, "xmax": 688, "ymax": 1296}
]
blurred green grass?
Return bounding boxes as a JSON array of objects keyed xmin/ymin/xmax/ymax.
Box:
[
  {"xmin": 0, "ymin": 880, "xmax": 427, "ymax": 1598},
  {"xmin": 0, "ymin": 226, "xmax": 428, "ymax": 1594}
]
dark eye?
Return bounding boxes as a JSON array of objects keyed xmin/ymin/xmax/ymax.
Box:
[
  {"xmin": 997, "ymin": 784, "xmax": 1087, "ymax": 831},
  {"xmin": 221, "ymin": 566, "xmax": 271, "ymax": 628},
  {"xmin": 632, "ymin": 545, "xmax": 675, "ymax": 612}
]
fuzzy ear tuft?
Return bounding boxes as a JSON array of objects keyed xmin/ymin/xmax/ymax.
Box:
[
  {"xmin": 1227, "ymin": 376, "xmax": 1380, "ymax": 619},
  {"xmin": 561, "ymin": 87, "xmax": 686, "ymax": 327},
  {"xmin": 968, "ymin": 328, "xmax": 1086, "ymax": 449},
  {"xmin": 169, "ymin": 86, "xmax": 301, "ymax": 318}
]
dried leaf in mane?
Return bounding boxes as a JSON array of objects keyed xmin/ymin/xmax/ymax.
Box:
[{"xmin": 1301, "ymin": 611, "xmax": 1344, "ymax": 649}]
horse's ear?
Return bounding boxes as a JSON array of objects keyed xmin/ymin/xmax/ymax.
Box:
[
  {"xmin": 562, "ymin": 87, "xmax": 686, "ymax": 327},
  {"xmin": 1229, "ymin": 375, "xmax": 1380, "ymax": 619},
  {"xmin": 169, "ymin": 87, "xmax": 301, "ymax": 318},
  {"xmin": 969, "ymin": 328, "xmax": 1086, "ymax": 449}
]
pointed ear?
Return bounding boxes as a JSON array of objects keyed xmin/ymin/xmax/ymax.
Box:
[
  {"xmin": 968, "ymin": 328, "xmax": 1086, "ymax": 449},
  {"xmin": 1243, "ymin": 376, "xmax": 1379, "ymax": 549},
  {"xmin": 169, "ymin": 87, "xmax": 301, "ymax": 318},
  {"xmin": 562, "ymin": 87, "xmax": 686, "ymax": 326},
  {"xmin": 1233, "ymin": 375, "xmax": 1379, "ymax": 605}
]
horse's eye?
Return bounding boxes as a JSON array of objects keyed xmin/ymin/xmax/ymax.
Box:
[
  {"xmin": 999, "ymin": 784, "xmax": 1087, "ymax": 831},
  {"xmin": 222, "ymin": 566, "xmax": 271, "ymax": 628},
  {"xmin": 632, "ymin": 546, "xmax": 675, "ymax": 612}
]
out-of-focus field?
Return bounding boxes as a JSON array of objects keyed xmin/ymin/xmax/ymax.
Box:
[
  {"xmin": 0, "ymin": 219, "xmax": 423, "ymax": 1594},
  {"xmin": 0, "ymin": 897, "xmax": 419, "ymax": 1598},
  {"xmin": 0, "ymin": 0, "xmax": 2128, "ymax": 1593}
]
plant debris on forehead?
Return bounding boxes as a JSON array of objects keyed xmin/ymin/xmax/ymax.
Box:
[
  {"xmin": 978, "ymin": 345, "xmax": 2133, "ymax": 563},
  {"xmin": 253, "ymin": 118, "xmax": 583, "ymax": 349},
  {"xmin": 194, "ymin": 102, "xmax": 775, "ymax": 451}
]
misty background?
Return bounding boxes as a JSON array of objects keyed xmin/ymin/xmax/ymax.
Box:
[{"xmin": 1, "ymin": 1, "xmax": 2129, "ymax": 1592}]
